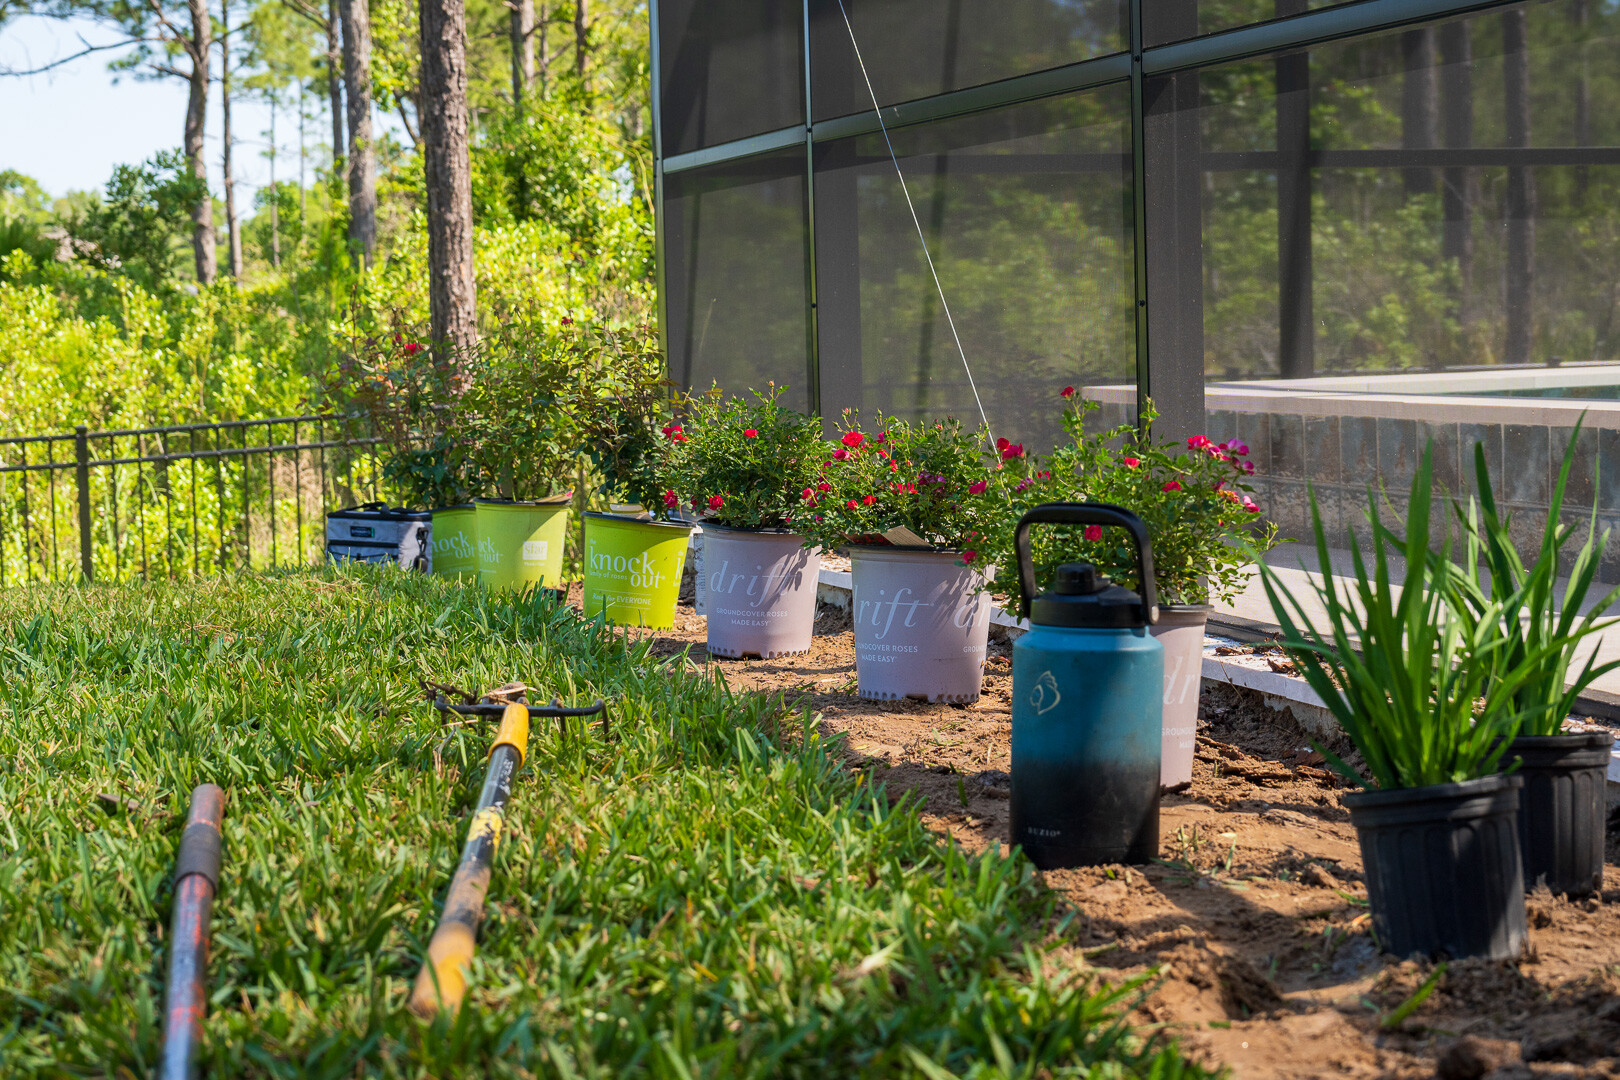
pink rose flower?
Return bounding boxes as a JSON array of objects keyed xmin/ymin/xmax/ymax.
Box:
[
  {"xmin": 832, "ymin": 449, "xmax": 849, "ymax": 461},
  {"xmin": 1187, "ymin": 435, "xmax": 1211, "ymax": 449},
  {"xmin": 969, "ymin": 480, "xmax": 988, "ymax": 495}
]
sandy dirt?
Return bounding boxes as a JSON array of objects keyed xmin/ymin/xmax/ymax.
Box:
[{"xmin": 575, "ymin": 587, "xmax": 1620, "ymax": 1079}]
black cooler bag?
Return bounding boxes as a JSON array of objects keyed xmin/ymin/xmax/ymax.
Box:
[{"xmin": 325, "ymin": 503, "xmax": 432, "ymax": 572}]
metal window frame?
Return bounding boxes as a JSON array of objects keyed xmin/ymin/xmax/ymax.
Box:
[{"xmin": 651, "ymin": 0, "xmax": 1534, "ymax": 425}]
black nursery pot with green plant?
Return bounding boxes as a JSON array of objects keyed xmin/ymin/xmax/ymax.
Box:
[
  {"xmin": 1341, "ymin": 775, "xmax": 1526, "ymax": 960},
  {"xmin": 1451, "ymin": 420, "xmax": 1620, "ymax": 897},
  {"xmin": 1502, "ymin": 732, "xmax": 1613, "ymax": 896},
  {"xmin": 1262, "ymin": 444, "xmax": 1551, "ymax": 961}
]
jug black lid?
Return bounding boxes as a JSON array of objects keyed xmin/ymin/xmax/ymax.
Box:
[{"xmin": 1029, "ymin": 562, "xmax": 1152, "ymax": 629}]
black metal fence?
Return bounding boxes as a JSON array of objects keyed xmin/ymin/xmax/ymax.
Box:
[{"xmin": 0, "ymin": 415, "xmax": 385, "ymax": 586}]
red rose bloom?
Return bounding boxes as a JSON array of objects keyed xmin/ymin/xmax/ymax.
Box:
[
  {"xmin": 1084, "ymin": 525, "xmax": 1103, "ymax": 541},
  {"xmin": 743, "ymin": 429, "xmax": 758, "ymax": 438},
  {"xmin": 832, "ymin": 449, "xmax": 848, "ymax": 461},
  {"xmin": 817, "ymin": 482, "xmax": 831, "ymax": 492},
  {"xmin": 961, "ymin": 550, "xmax": 978, "ymax": 563},
  {"xmin": 862, "ymin": 494, "xmax": 877, "ymax": 506},
  {"xmin": 1061, "ymin": 386, "xmax": 1076, "ymax": 398},
  {"xmin": 801, "ymin": 487, "xmax": 815, "ymax": 501},
  {"xmin": 707, "ymin": 494, "xmax": 724, "ymax": 510},
  {"xmin": 662, "ymin": 491, "xmax": 678, "ymax": 509},
  {"xmin": 841, "ymin": 431, "xmax": 865, "ymax": 448},
  {"xmin": 845, "ymin": 499, "xmax": 859, "ymax": 509},
  {"xmin": 1162, "ymin": 481, "xmax": 1182, "ymax": 492},
  {"xmin": 1122, "ymin": 457, "xmax": 1140, "ymax": 468},
  {"xmin": 968, "ymin": 480, "xmax": 988, "ymax": 495}
]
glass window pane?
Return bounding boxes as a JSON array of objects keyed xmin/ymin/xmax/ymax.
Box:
[
  {"xmin": 1180, "ymin": 0, "xmax": 1620, "ymax": 384},
  {"xmin": 813, "ymin": 87, "xmax": 1137, "ymax": 449},
  {"xmin": 658, "ymin": 0, "xmax": 804, "ymax": 156},
  {"xmin": 809, "ymin": 0, "xmax": 1126, "ymax": 123},
  {"xmin": 663, "ymin": 152, "xmax": 813, "ymax": 410},
  {"xmin": 1152, "ymin": 0, "xmax": 1620, "ymax": 549}
]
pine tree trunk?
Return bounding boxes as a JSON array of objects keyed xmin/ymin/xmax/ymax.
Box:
[
  {"xmin": 573, "ymin": 0, "xmax": 586, "ymax": 82},
  {"xmin": 185, "ymin": 0, "xmax": 216, "ymax": 284},
  {"xmin": 419, "ymin": 0, "xmax": 478, "ymax": 359},
  {"xmin": 328, "ymin": 0, "xmax": 346, "ymax": 179},
  {"xmin": 221, "ymin": 0, "xmax": 244, "ymax": 279},
  {"xmin": 272, "ymin": 96, "xmax": 282, "ymax": 268},
  {"xmin": 340, "ymin": 0, "xmax": 377, "ymax": 265},
  {"xmin": 510, "ymin": 0, "xmax": 534, "ymax": 115}
]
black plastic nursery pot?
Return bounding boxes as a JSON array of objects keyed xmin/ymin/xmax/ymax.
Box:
[
  {"xmin": 1343, "ymin": 774, "xmax": 1527, "ymax": 961},
  {"xmin": 1502, "ymin": 732, "xmax": 1613, "ymax": 897}
]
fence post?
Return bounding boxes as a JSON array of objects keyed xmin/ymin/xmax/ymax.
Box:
[{"xmin": 75, "ymin": 424, "xmax": 93, "ymax": 582}]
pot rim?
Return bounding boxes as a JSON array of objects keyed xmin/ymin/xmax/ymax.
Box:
[
  {"xmin": 1342, "ymin": 772, "xmax": 1521, "ymax": 809},
  {"xmin": 1507, "ymin": 731, "xmax": 1616, "ymax": 750},
  {"xmin": 847, "ymin": 541, "xmax": 962, "ymax": 556},
  {"xmin": 1157, "ymin": 603, "xmax": 1214, "ymax": 615},
  {"xmin": 700, "ymin": 522, "xmax": 807, "ymax": 538},
  {"xmin": 583, "ymin": 510, "xmax": 694, "ymax": 531},
  {"xmin": 431, "ymin": 503, "xmax": 476, "ymax": 512},
  {"xmin": 475, "ymin": 494, "xmax": 574, "ymax": 508}
]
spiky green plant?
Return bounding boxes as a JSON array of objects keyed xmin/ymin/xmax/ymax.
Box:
[
  {"xmin": 1445, "ymin": 420, "xmax": 1620, "ymax": 737},
  {"xmin": 1262, "ymin": 444, "xmax": 1575, "ymax": 790}
]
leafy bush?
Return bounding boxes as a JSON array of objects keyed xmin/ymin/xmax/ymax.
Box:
[
  {"xmin": 799, "ymin": 412, "xmax": 1024, "ymax": 567},
  {"xmin": 663, "ymin": 385, "xmax": 822, "ymax": 528},
  {"xmin": 60, "ymin": 149, "xmax": 207, "ymax": 292},
  {"xmin": 1015, "ymin": 393, "xmax": 1276, "ymax": 605}
]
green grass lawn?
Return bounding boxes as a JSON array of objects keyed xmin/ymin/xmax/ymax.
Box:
[{"xmin": 0, "ymin": 568, "xmax": 1208, "ymax": 1078}]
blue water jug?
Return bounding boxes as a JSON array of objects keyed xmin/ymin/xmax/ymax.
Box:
[{"xmin": 1010, "ymin": 503, "xmax": 1164, "ymax": 869}]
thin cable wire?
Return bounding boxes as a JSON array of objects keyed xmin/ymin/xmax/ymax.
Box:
[{"xmin": 834, "ymin": 0, "xmax": 995, "ymax": 445}]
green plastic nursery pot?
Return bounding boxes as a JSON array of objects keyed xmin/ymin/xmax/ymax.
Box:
[
  {"xmin": 582, "ymin": 511, "xmax": 692, "ymax": 629},
  {"xmin": 1343, "ymin": 774, "xmax": 1527, "ymax": 961},
  {"xmin": 430, "ymin": 504, "xmax": 478, "ymax": 579},
  {"xmin": 475, "ymin": 498, "xmax": 571, "ymax": 590}
]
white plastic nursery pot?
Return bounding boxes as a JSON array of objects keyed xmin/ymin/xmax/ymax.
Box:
[
  {"xmin": 701, "ymin": 525, "xmax": 821, "ymax": 659},
  {"xmin": 848, "ymin": 546, "xmax": 993, "ymax": 703},
  {"xmin": 581, "ymin": 511, "xmax": 693, "ymax": 629},
  {"xmin": 1150, "ymin": 605, "xmax": 1211, "ymax": 790}
]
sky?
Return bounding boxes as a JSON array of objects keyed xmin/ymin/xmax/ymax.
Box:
[{"xmin": 0, "ymin": 12, "xmax": 378, "ymax": 212}]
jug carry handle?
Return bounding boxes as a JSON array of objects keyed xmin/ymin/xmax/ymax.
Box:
[{"xmin": 1013, "ymin": 502, "xmax": 1157, "ymax": 625}]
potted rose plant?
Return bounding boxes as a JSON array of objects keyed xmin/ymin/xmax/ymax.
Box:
[
  {"xmin": 800, "ymin": 413, "xmax": 1027, "ymax": 703},
  {"xmin": 1447, "ymin": 422, "xmax": 1620, "ymax": 897},
  {"xmin": 576, "ymin": 331, "xmax": 691, "ymax": 629},
  {"xmin": 1262, "ymin": 445, "xmax": 1575, "ymax": 960},
  {"xmin": 666, "ymin": 386, "xmax": 825, "ymax": 658},
  {"xmin": 1017, "ymin": 393, "xmax": 1278, "ymax": 788}
]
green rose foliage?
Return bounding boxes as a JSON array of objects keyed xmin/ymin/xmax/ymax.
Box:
[
  {"xmin": 344, "ymin": 320, "xmax": 667, "ymax": 510},
  {"xmin": 1017, "ymin": 394, "xmax": 1278, "ymax": 605},
  {"xmin": 799, "ymin": 413, "xmax": 1033, "ymax": 570},
  {"xmin": 664, "ymin": 385, "xmax": 823, "ymax": 529}
]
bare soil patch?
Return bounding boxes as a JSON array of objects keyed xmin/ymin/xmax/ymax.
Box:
[{"xmin": 583, "ymin": 589, "xmax": 1620, "ymax": 1079}]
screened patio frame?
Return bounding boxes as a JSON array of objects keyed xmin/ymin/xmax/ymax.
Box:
[{"xmin": 648, "ymin": 0, "xmax": 1620, "ymax": 441}]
